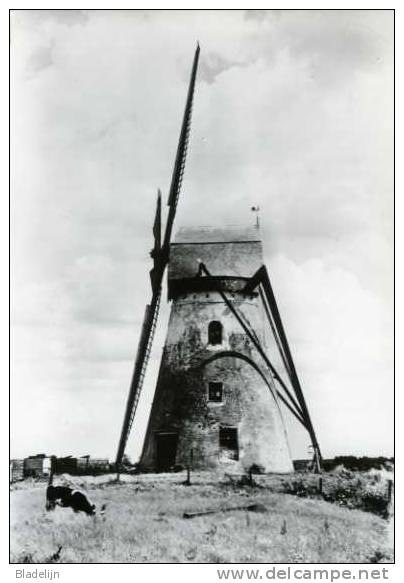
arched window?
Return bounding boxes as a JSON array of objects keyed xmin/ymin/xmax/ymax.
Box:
[{"xmin": 208, "ymin": 321, "xmax": 223, "ymax": 345}]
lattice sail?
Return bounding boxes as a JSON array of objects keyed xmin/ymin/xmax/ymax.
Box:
[{"xmin": 115, "ymin": 45, "xmax": 200, "ymax": 466}]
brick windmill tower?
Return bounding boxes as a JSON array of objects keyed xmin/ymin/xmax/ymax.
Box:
[{"xmin": 116, "ymin": 45, "xmax": 321, "ymax": 473}]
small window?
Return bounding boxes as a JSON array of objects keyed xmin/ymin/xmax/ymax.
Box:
[
  {"xmin": 208, "ymin": 321, "xmax": 222, "ymax": 345},
  {"xmin": 219, "ymin": 427, "xmax": 239, "ymax": 461},
  {"xmin": 208, "ymin": 381, "xmax": 223, "ymax": 403}
]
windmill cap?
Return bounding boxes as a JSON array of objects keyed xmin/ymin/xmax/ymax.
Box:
[{"xmin": 172, "ymin": 224, "xmax": 261, "ymax": 245}]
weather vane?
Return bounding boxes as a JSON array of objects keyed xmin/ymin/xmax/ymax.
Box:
[{"xmin": 251, "ymin": 205, "xmax": 260, "ymax": 228}]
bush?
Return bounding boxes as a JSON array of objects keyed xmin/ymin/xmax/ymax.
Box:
[
  {"xmin": 281, "ymin": 477, "xmax": 316, "ymax": 497},
  {"xmin": 281, "ymin": 474, "xmax": 391, "ymax": 518},
  {"xmin": 322, "ymin": 456, "xmax": 394, "ymax": 473}
]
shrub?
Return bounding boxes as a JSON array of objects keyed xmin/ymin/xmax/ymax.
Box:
[{"xmin": 281, "ymin": 474, "xmax": 391, "ymax": 518}]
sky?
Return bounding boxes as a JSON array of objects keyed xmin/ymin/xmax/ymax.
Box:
[{"xmin": 11, "ymin": 9, "xmax": 393, "ymax": 461}]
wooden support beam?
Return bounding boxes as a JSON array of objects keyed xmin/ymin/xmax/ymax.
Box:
[
  {"xmin": 244, "ymin": 265, "xmax": 322, "ymax": 469},
  {"xmin": 183, "ymin": 503, "xmax": 267, "ymax": 519}
]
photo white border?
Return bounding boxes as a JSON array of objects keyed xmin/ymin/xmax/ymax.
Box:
[{"xmin": 2, "ymin": 2, "xmax": 401, "ymax": 581}]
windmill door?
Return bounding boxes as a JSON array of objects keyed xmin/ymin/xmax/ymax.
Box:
[
  {"xmin": 219, "ymin": 427, "xmax": 239, "ymax": 461},
  {"xmin": 156, "ymin": 432, "xmax": 178, "ymax": 471}
]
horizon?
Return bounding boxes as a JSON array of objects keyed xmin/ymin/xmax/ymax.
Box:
[{"xmin": 11, "ymin": 450, "xmax": 395, "ymax": 462}]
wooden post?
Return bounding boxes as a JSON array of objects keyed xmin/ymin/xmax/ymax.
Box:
[
  {"xmin": 185, "ymin": 449, "xmax": 193, "ymax": 486},
  {"xmin": 387, "ymin": 479, "xmax": 393, "ymax": 502},
  {"xmin": 318, "ymin": 476, "xmax": 323, "ymax": 495},
  {"xmin": 116, "ymin": 461, "xmax": 121, "ymax": 483},
  {"xmin": 313, "ymin": 447, "xmax": 322, "ymax": 474}
]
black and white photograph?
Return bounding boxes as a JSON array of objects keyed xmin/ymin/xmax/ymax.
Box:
[{"xmin": 10, "ymin": 8, "xmax": 394, "ymax": 567}]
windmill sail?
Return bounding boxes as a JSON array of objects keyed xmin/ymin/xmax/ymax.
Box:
[
  {"xmin": 152, "ymin": 189, "xmax": 162, "ymax": 256},
  {"xmin": 164, "ymin": 43, "xmax": 200, "ymax": 249},
  {"xmin": 150, "ymin": 190, "xmax": 162, "ymax": 293},
  {"xmin": 115, "ymin": 45, "xmax": 200, "ymax": 466}
]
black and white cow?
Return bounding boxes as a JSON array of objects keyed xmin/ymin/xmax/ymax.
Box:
[{"xmin": 46, "ymin": 473, "xmax": 106, "ymax": 516}]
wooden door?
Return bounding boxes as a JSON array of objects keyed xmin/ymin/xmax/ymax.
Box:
[{"xmin": 156, "ymin": 433, "xmax": 178, "ymax": 471}]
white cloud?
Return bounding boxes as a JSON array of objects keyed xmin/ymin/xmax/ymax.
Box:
[{"xmin": 267, "ymin": 254, "xmax": 393, "ymax": 457}]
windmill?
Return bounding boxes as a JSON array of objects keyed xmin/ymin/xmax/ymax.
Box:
[{"xmin": 116, "ymin": 45, "xmax": 322, "ymax": 474}]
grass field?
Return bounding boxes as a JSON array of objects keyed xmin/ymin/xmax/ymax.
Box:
[{"xmin": 10, "ymin": 472, "xmax": 393, "ymax": 564}]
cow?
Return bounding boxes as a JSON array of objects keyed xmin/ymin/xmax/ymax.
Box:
[{"xmin": 46, "ymin": 472, "xmax": 106, "ymax": 516}]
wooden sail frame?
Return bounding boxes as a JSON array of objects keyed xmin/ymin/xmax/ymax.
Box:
[{"xmin": 115, "ymin": 44, "xmax": 200, "ymax": 467}]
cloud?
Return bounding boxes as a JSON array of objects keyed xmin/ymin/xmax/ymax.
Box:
[
  {"xmin": 19, "ymin": 9, "xmax": 90, "ymax": 27},
  {"xmin": 256, "ymin": 252, "xmax": 393, "ymax": 457},
  {"xmin": 243, "ymin": 10, "xmax": 392, "ymax": 81},
  {"xmin": 198, "ymin": 52, "xmax": 247, "ymax": 84},
  {"xmin": 244, "ymin": 10, "xmax": 269, "ymax": 23},
  {"xmin": 27, "ymin": 42, "xmax": 54, "ymax": 72}
]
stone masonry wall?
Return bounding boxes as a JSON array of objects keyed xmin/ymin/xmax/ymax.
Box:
[{"xmin": 139, "ymin": 291, "xmax": 293, "ymax": 473}]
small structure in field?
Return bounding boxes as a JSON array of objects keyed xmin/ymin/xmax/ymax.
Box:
[
  {"xmin": 77, "ymin": 455, "xmax": 110, "ymax": 473},
  {"xmin": 87, "ymin": 458, "xmax": 110, "ymax": 472},
  {"xmin": 77, "ymin": 455, "xmax": 91, "ymax": 471},
  {"xmin": 10, "ymin": 459, "xmax": 24, "ymax": 482},
  {"xmin": 23, "ymin": 454, "xmax": 52, "ymax": 478},
  {"xmin": 53, "ymin": 455, "xmax": 78, "ymax": 475}
]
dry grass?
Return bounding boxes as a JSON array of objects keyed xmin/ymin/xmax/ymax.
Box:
[{"xmin": 10, "ymin": 472, "xmax": 393, "ymax": 564}]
